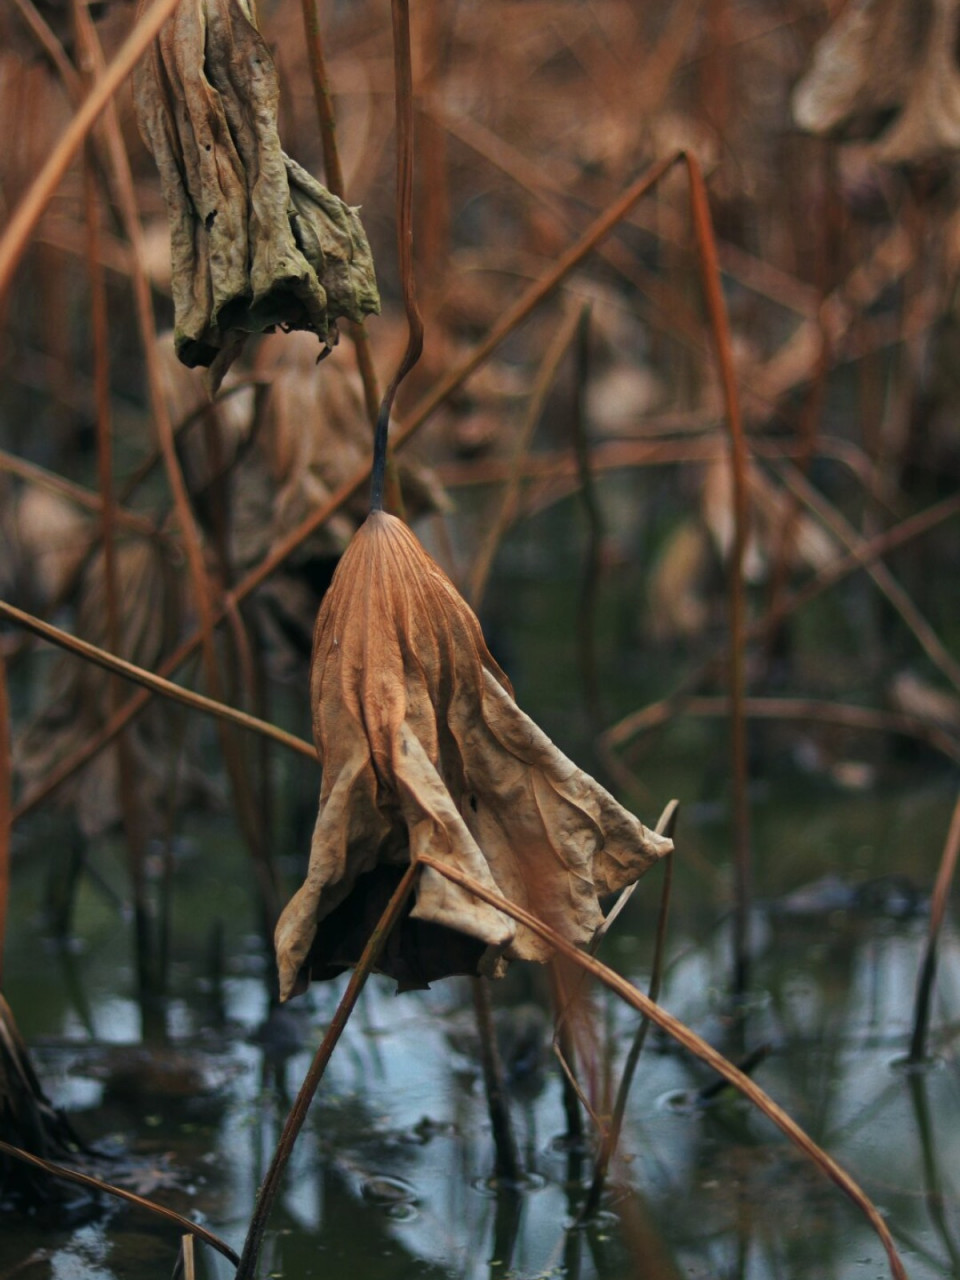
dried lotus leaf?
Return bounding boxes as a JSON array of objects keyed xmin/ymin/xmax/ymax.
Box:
[
  {"xmin": 275, "ymin": 512, "xmax": 672, "ymax": 997},
  {"xmin": 132, "ymin": 0, "xmax": 379, "ymax": 386}
]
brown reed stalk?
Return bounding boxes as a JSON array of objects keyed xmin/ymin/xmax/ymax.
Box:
[
  {"xmin": 370, "ymin": 0, "xmax": 423, "ymax": 512},
  {"xmin": 416, "ymin": 855, "xmax": 908, "ymax": 1280},
  {"xmin": 684, "ymin": 151, "xmax": 752, "ymax": 996},
  {"xmin": 0, "ymin": 0, "xmax": 182, "ymax": 308},
  {"xmin": 909, "ymin": 789, "xmax": 960, "ymax": 1063},
  {"xmin": 468, "ymin": 305, "xmax": 582, "ymax": 608},
  {"xmin": 234, "ymin": 861, "xmax": 421, "ymax": 1280},
  {"xmin": 0, "ymin": 1138, "xmax": 238, "ymax": 1266}
]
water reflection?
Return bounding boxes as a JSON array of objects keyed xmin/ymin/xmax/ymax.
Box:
[{"xmin": 5, "ymin": 769, "xmax": 960, "ymax": 1280}]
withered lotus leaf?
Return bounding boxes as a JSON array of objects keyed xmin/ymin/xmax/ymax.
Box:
[
  {"xmin": 133, "ymin": 0, "xmax": 379, "ymax": 384},
  {"xmin": 275, "ymin": 512, "xmax": 672, "ymax": 998}
]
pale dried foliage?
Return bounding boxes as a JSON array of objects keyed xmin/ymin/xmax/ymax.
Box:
[
  {"xmin": 275, "ymin": 512, "xmax": 672, "ymax": 998},
  {"xmin": 793, "ymin": 0, "xmax": 960, "ymax": 163},
  {"xmin": 132, "ymin": 0, "xmax": 379, "ymax": 385}
]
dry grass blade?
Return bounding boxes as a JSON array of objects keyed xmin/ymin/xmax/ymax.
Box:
[
  {"xmin": 0, "ymin": 1137, "xmax": 238, "ymax": 1264},
  {"xmin": 416, "ymin": 855, "xmax": 907, "ymax": 1280},
  {"xmin": 0, "ymin": 600, "xmax": 316, "ymax": 761},
  {"xmin": 0, "ymin": 0, "xmax": 183, "ymax": 308}
]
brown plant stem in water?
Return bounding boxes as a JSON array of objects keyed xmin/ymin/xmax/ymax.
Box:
[
  {"xmin": 416, "ymin": 855, "xmax": 907, "ymax": 1280},
  {"xmin": 234, "ymin": 862, "xmax": 421, "ymax": 1280},
  {"xmin": 685, "ymin": 152, "xmax": 752, "ymax": 996},
  {"xmin": 909, "ymin": 789, "xmax": 960, "ymax": 1062},
  {"xmin": 472, "ymin": 975, "xmax": 523, "ymax": 1182}
]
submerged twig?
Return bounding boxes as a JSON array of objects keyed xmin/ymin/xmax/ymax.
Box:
[
  {"xmin": 909, "ymin": 789, "xmax": 960, "ymax": 1062},
  {"xmin": 416, "ymin": 855, "xmax": 908, "ymax": 1280}
]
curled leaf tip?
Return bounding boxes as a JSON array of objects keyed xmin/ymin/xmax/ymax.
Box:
[{"xmin": 276, "ymin": 512, "xmax": 672, "ymax": 997}]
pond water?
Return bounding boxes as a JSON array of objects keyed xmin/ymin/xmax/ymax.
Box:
[{"xmin": 4, "ymin": 484, "xmax": 960, "ymax": 1280}]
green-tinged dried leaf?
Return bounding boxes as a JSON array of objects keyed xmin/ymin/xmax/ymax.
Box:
[
  {"xmin": 793, "ymin": 0, "xmax": 960, "ymax": 163},
  {"xmin": 275, "ymin": 512, "xmax": 672, "ymax": 997},
  {"xmin": 132, "ymin": 0, "xmax": 379, "ymax": 385}
]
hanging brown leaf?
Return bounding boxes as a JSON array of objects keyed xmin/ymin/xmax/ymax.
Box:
[
  {"xmin": 275, "ymin": 512, "xmax": 672, "ymax": 997},
  {"xmin": 132, "ymin": 0, "xmax": 380, "ymax": 385}
]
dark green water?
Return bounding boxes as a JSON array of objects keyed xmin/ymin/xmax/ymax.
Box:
[{"xmin": 4, "ymin": 483, "xmax": 960, "ymax": 1280}]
